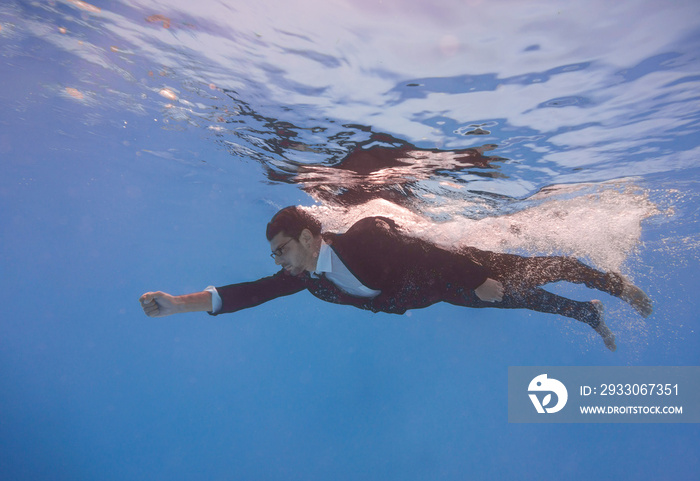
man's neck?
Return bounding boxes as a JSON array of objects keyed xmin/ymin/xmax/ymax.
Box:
[{"xmin": 304, "ymin": 235, "xmax": 323, "ymax": 272}]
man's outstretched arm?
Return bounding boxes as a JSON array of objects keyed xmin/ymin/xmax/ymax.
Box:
[{"xmin": 139, "ymin": 290, "xmax": 213, "ymax": 317}]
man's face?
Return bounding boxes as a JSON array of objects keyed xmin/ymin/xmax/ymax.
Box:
[{"xmin": 269, "ymin": 231, "xmax": 315, "ymax": 276}]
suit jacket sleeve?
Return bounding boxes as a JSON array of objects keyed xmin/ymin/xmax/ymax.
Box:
[{"xmin": 212, "ymin": 269, "xmax": 307, "ymax": 315}]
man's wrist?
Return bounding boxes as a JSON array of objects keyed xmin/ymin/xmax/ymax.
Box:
[
  {"xmin": 173, "ymin": 295, "xmax": 187, "ymax": 314},
  {"xmin": 176, "ymin": 291, "xmax": 213, "ymax": 313}
]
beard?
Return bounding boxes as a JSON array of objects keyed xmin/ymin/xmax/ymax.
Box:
[{"xmin": 283, "ymin": 264, "xmax": 305, "ymax": 276}]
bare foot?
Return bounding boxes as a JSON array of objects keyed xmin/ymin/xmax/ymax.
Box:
[
  {"xmin": 592, "ymin": 300, "xmax": 616, "ymax": 352},
  {"xmin": 620, "ymin": 279, "xmax": 653, "ymax": 318}
]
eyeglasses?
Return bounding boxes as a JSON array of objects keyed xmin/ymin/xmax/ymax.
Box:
[{"xmin": 270, "ymin": 238, "xmax": 294, "ymax": 259}]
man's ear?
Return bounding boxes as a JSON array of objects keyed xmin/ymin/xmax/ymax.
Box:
[{"xmin": 299, "ymin": 228, "xmax": 313, "ymax": 247}]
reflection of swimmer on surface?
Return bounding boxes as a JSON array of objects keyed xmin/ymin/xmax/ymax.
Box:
[
  {"xmin": 268, "ymin": 133, "xmax": 504, "ymax": 207},
  {"xmin": 140, "ymin": 207, "xmax": 652, "ymax": 351}
]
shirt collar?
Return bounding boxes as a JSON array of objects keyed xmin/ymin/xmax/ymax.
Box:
[{"xmin": 313, "ymin": 240, "xmax": 333, "ymax": 276}]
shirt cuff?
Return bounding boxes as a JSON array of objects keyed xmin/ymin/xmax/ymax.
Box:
[{"xmin": 204, "ymin": 286, "xmax": 222, "ymax": 314}]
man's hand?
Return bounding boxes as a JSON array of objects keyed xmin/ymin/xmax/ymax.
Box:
[
  {"xmin": 139, "ymin": 291, "xmax": 180, "ymax": 317},
  {"xmin": 475, "ymin": 278, "xmax": 504, "ymax": 302},
  {"xmin": 139, "ymin": 290, "xmax": 213, "ymax": 317}
]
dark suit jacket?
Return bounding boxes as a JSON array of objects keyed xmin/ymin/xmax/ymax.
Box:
[{"xmin": 214, "ymin": 216, "xmax": 490, "ymax": 315}]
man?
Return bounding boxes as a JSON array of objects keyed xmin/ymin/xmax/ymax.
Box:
[{"xmin": 140, "ymin": 206, "xmax": 652, "ymax": 351}]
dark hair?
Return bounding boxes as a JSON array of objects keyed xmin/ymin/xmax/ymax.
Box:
[{"xmin": 266, "ymin": 206, "xmax": 322, "ymax": 241}]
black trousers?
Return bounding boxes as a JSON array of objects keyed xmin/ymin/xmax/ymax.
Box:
[{"xmin": 447, "ymin": 251, "xmax": 624, "ymax": 328}]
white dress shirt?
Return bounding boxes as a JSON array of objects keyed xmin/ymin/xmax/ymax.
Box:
[{"xmin": 311, "ymin": 240, "xmax": 381, "ymax": 298}]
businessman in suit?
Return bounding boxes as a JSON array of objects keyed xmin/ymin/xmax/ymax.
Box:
[{"xmin": 140, "ymin": 206, "xmax": 652, "ymax": 351}]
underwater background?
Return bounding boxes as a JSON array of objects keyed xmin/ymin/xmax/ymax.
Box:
[{"xmin": 1, "ymin": 0, "xmax": 699, "ymax": 479}]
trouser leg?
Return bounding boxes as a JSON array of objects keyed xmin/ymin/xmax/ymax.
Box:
[
  {"xmin": 505, "ymin": 287, "xmax": 601, "ymax": 327},
  {"xmin": 448, "ymin": 287, "xmax": 601, "ymax": 328},
  {"xmin": 467, "ymin": 249, "xmax": 623, "ymax": 297},
  {"xmin": 512, "ymin": 256, "xmax": 623, "ymax": 296},
  {"xmin": 443, "ymin": 249, "xmax": 621, "ymax": 327}
]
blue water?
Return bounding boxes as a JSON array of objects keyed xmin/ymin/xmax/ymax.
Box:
[{"xmin": 1, "ymin": 0, "xmax": 699, "ymax": 479}]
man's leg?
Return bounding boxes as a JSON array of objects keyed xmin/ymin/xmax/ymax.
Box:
[
  {"xmin": 456, "ymin": 286, "xmax": 599, "ymax": 325},
  {"xmin": 466, "ymin": 250, "xmax": 652, "ymax": 317},
  {"xmin": 503, "ymin": 287, "xmax": 616, "ymax": 351},
  {"xmin": 484, "ymin": 253, "xmax": 623, "ymax": 294},
  {"xmin": 513, "ymin": 256, "xmax": 653, "ymax": 317},
  {"xmin": 447, "ymin": 287, "xmax": 617, "ymax": 351}
]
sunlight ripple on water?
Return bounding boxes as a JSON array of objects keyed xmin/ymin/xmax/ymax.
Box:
[{"xmin": 3, "ymin": 0, "xmax": 700, "ymax": 272}]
